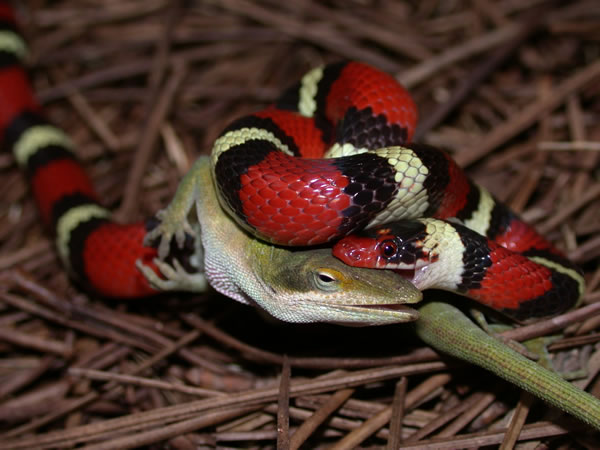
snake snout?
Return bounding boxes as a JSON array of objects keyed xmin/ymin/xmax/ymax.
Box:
[
  {"xmin": 332, "ymin": 238, "xmax": 377, "ymax": 267},
  {"xmin": 345, "ymin": 245, "xmax": 364, "ymax": 262}
]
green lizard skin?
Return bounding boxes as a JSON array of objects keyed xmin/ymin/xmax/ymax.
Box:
[
  {"xmin": 415, "ymin": 301, "xmax": 600, "ymax": 430},
  {"xmin": 142, "ymin": 157, "xmax": 600, "ymax": 430}
]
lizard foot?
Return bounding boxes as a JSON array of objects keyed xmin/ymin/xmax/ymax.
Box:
[
  {"xmin": 144, "ymin": 209, "xmax": 195, "ymax": 260},
  {"xmin": 469, "ymin": 309, "xmax": 586, "ymax": 379},
  {"xmin": 136, "ymin": 257, "xmax": 207, "ymax": 293}
]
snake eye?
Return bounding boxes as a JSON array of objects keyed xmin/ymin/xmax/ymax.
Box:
[
  {"xmin": 380, "ymin": 239, "xmax": 398, "ymax": 258},
  {"xmin": 313, "ymin": 269, "xmax": 342, "ymax": 292}
]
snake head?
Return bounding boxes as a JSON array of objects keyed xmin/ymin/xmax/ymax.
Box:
[
  {"xmin": 257, "ymin": 248, "xmax": 422, "ymax": 326},
  {"xmin": 333, "ymin": 221, "xmax": 429, "ymax": 270}
]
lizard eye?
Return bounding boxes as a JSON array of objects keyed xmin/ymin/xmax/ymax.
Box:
[
  {"xmin": 380, "ymin": 239, "xmax": 398, "ymax": 258},
  {"xmin": 318, "ymin": 272, "xmax": 335, "ymax": 283},
  {"xmin": 313, "ymin": 269, "xmax": 342, "ymax": 292}
]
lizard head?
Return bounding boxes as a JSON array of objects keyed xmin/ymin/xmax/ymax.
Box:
[{"xmin": 256, "ymin": 248, "xmax": 422, "ymax": 326}]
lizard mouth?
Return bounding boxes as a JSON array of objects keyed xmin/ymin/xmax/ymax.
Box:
[
  {"xmin": 321, "ymin": 303, "xmax": 420, "ymax": 325},
  {"xmin": 353, "ymin": 303, "xmax": 417, "ymax": 312}
]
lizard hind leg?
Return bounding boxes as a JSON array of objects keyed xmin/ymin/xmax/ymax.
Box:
[
  {"xmin": 469, "ymin": 308, "xmax": 586, "ymax": 379},
  {"xmin": 414, "ymin": 301, "xmax": 600, "ymax": 430}
]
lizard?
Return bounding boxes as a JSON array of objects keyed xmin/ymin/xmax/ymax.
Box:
[{"xmin": 142, "ymin": 156, "xmax": 600, "ymax": 431}]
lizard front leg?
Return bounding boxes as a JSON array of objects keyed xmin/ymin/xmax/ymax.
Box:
[
  {"xmin": 144, "ymin": 157, "xmax": 208, "ymax": 259},
  {"xmin": 137, "ymin": 222, "xmax": 207, "ymax": 293},
  {"xmin": 140, "ymin": 158, "xmax": 208, "ymax": 292}
]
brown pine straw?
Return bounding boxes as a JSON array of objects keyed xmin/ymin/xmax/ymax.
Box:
[{"xmin": 1, "ymin": 0, "xmax": 599, "ymax": 448}]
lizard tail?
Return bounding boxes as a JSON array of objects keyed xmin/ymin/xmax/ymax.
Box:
[{"xmin": 414, "ymin": 301, "xmax": 600, "ymax": 430}]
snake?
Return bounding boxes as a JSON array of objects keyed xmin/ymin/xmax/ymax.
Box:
[
  {"xmin": 210, "ymin": 60, "xmax": 584, "ymax": 321},
  {"xmin": 0, "ymin": 2, "xmax": 583, "ymax": 321}
]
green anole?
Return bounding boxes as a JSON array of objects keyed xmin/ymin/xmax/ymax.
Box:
[{"xmin": 142, "ymin": 156, "xmax": 600, "ymax": 431}]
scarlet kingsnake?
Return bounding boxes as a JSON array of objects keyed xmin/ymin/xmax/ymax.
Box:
[{"xmin": 1, "ymin": 3, "xmax": 583, "ymax": 320}]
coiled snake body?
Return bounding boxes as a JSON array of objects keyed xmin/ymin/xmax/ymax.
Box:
[{"xmin": 210, "ymin": 61, "xmax": 584, "ymax": 321}]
